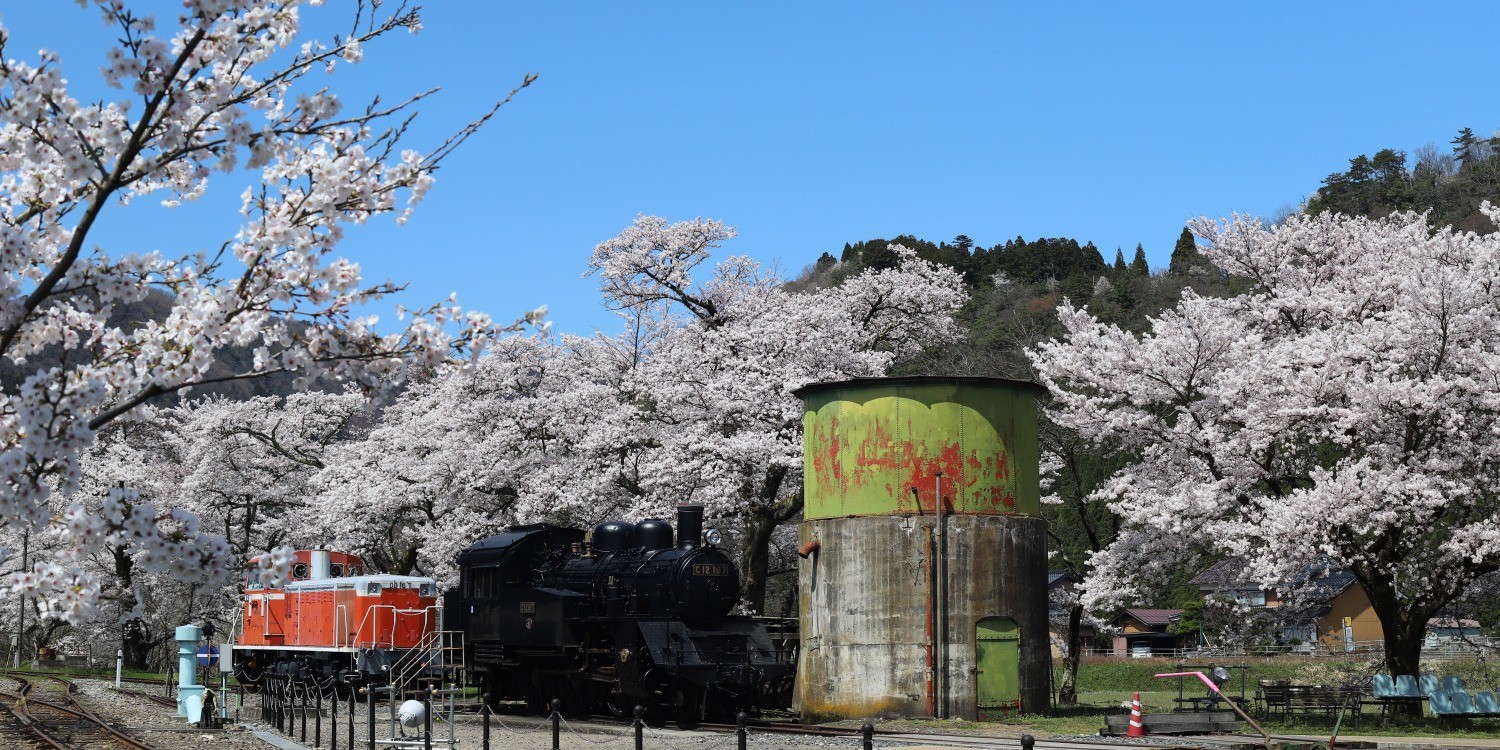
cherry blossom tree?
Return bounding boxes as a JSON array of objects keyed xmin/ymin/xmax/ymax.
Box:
[
  {"xmin": 327, "ymin": 216, "xmax": 965, "ymax": 609},
  {"xmin": 1031, "ymin": 207, "xmax": 1500, "ymax": 679},
  {"xmin": 592, "ymin": 217, "xmax": 965, "ymax": 611},
  {"xmin": 62, "ymin": 390, "xmax": 365, "ymax": 667},
  {"xmin": 0, "ymin": 0, "xmax": 535, "ymax": 623},
  {"xmin": 313, "ymin": 334, "xmax": 627, "ymax": 581},
  {"xmin": 175, "ymin": 392, "xmax": 369, "ymax": 556}
]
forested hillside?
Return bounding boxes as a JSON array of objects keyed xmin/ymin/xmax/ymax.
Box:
[{"xmin": 1307, "ymin": 127, "xmax": 1500, "ymax": 233}]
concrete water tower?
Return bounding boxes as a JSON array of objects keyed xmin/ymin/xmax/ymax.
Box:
[{"xmin": 793, "ymin": 377, "xmax": 1049, "ymax": 721}]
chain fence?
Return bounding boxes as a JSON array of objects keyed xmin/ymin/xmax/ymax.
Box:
[{"xmin": 247, "ymin": 682, "xmax": 1008, "ymax": 750}]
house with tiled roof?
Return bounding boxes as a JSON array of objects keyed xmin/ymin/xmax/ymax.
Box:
[
  {"xmin": 1109, "ymin": 608, "xmax": 1193, "ymax": 656},
  {"xmin": 1188, "ymin": 556, "xmax": 1383, "ymax": 651}
]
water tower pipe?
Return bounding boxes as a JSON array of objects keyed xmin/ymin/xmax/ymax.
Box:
[{"xmin": 934, "ymin": 471, "xmax": 946, "ymax": 720}]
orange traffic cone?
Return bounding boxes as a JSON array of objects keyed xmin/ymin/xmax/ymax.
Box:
[{"xmin": 1126, "ymin": 692, "xmax": 1145, "ymax": 737}]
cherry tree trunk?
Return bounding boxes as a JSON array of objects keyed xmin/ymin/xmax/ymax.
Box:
[
  {"xmin": 1366, "ymin": 586, "xmax": 1431, "ymax": 717},
  {"xmin": 122, "ymin": 619, "xmax": 155, "ymax": 671},
  {"xmin": 741, "ymin": 510, "xmax": 776, "ymax": 615},
  {"xmin": 1056, "ymin": 602, "xmax": 1084, "ymax": 706}
]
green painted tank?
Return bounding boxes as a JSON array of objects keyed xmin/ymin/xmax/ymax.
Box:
[{"xmin": 797, "ymin": 377, "xmax": 1043, "ymax": 520}]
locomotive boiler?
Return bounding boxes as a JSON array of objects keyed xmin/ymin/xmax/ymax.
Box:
[{"xmin": 447, "ymin": 505, "xmax": 793, "ymax": 727}]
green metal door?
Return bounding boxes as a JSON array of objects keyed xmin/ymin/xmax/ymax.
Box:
[{"xmin": 975, "ymin": 617, "xmax": 1020, "ymax": 719}]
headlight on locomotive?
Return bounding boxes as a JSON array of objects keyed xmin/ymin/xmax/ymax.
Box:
[{"xmin": 672, "ymin": 547, "xmax": 740, "ymax": 625}]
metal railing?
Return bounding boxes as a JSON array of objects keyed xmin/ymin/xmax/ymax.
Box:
[{"xmin": 1082, "ymin": 637, "xmax": 1500, "ymax": 661}]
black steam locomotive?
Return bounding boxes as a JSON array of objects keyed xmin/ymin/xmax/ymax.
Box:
[{"xmin": 446, "ymin": 505, "xmax": 794, "ymax": 727}]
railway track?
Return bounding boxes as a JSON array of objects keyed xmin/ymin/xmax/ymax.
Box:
[
  {"xmin": 111, "ymin": 686, "xmax": 180, "ymax": 710},
  {"xmin": 0, "ymin": 671, "xmax": 159, "ymax": 750}
]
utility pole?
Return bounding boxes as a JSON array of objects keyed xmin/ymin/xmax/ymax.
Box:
[{"xmin": 12, "ymin": 529, "xmax": 27, "ymax": 669}]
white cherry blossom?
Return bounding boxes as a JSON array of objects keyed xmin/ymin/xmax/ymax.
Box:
[
  {"xmin": 1032, "ymin": 207, "xmax": 1500, "ymax": 676},
  {"xmin": 0, "ymin": 0, "xmax": 535, "ymax": 624}
]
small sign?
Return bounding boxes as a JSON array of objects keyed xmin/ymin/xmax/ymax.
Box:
[
  {"xmin": 520, "ymin": 602, "xmax": 536, "ymax": 614},
  {"xmin": 197, "ymin": 644, "xmax": 219, "ymax": 668}
]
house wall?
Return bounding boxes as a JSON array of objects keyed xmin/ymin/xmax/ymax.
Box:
[{"xmin": 1316, "ymin": 585, "xmax": 1383, "ymax": 650}]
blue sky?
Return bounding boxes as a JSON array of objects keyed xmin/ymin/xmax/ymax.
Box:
[{"xmin": 5, "ymin": 2, "xmax": 1500, "ymax": 334}]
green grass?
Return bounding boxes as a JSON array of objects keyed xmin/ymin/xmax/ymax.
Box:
[{"xmin": 1031, "ymin": 657, "xmax": 1500, "ymax": 740}]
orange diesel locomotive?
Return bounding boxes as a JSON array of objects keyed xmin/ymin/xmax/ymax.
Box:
[{"xmin": 226, "ymin": 549, "xmax": 440, "ymax": 685}]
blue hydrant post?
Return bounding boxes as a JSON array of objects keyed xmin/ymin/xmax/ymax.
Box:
[{"xmin": 175, "ymin": 625, "xmax": 205, "ymax": 723}]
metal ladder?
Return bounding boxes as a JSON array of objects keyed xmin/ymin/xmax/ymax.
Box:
[{"xmin": 388, "ymin": 630, "xmax": 466, "ymax": 697}]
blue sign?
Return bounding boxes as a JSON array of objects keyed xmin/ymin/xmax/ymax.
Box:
[{"xmin": 196, "ymin": 644, "xmax": 219, "ymax": 668}]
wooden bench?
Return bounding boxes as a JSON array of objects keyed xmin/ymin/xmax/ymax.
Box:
[
  {"xmin": 1285, "ymin": 685, "xmax": 1361, "ymax": 715},
  {"xmin": 1256, "ymin": 680, "xmax": 1290, "ymax": 715}
]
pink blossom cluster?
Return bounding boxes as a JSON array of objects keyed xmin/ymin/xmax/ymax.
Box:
[
  {"xmin": 313, "ymin": 216, "xmax": 965, "ymax": 587},
  {"xmin": 1032, "ymin": 207, "xmax": 1500, "ymax": 625},
  {"xmin": 0, "ymin": 0, "xmax": 531, "ymax": 623}
]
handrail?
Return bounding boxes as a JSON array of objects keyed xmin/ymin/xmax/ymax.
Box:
[{"xmin": 349, "ymin": 605, "xmax": 394, "ymax": 650}]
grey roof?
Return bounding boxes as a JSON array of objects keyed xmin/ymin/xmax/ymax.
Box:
[
  {"xmin": 1048, "ymin": 571, "xmax": 1076, "ymax": 587},
  {"xmin": 1118, "ymin": 608, "xmax": 1184, "ymax": 627},
  {"xmin": 1190, "ymin": 555, "xmax": 1356, "ymax": 605}
]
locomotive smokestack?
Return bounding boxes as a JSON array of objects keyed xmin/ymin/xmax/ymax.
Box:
[{"xmin": 676, "ymin": 505, "xmax": 704, "ymax": 549}]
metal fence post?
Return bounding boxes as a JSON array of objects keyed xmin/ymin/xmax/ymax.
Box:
[
  {"xmin": 331, "ymin": 685, "xmax": 338, "ymax": 750},
  {"xmin": 367, "ymin": 687, "xmax": 377, "ymax": 750},
  {"xmin": 634, "ymin": 705, "xmax": 644, "ymax": 750},
  {"xmin": 551, "ymin": 698, "xmax": 561, "ymax": 750},
  {"xmin": 424, "ymin": 689, "xmax": 433, "ymax": 750},
  {"xmin": 862, "ymin": 721, "xmax": 874, "ymax": 750},
  {"xmin": 347, "ymin": 686, "xmax": 355, "ymax": 750},
  {"xmin": 737, "ymin": 711, "xmax": 748, "ymax": 750},
  {"xmin": 1020, "ymin": 734, "xmax": 1035, "ymax": 750},
  {"xmin": 301, "ymin": 683, "xmax": 308, "ymax": 743},
  {"xmin": 482, "ymin": 694, "xmax": 491, "ymax": 750},
  {"xmin": 316, "ymin": 684, "xmax": 323, "ymax": 747}
]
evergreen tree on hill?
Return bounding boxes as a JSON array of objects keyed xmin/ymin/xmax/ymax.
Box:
[
  {"xmin": 1130, "ymin": 244, "xmax": 1150, "ymax": 276},
  {"xmin": 1113, "ymin": 248, "xmax": 1127, "ymax": 272},
  {"xmin": 1306, "ymin": 127, "xmax": 1500, "ymax": 233},
  {"xmin": 1169, "ymin": 227, "xmax": 1205, "ymax": 275}
]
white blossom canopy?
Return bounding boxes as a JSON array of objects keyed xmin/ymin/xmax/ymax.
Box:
[
  {"xmin": 0, "ymin": 0, "xmax": 536, "ymax": 623},
  {"xmin": 1031, "ymin": 207, "xmax": 1500, "ymax": 667}
]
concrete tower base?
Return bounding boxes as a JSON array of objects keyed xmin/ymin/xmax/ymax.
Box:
[{"xmin": 794, "ymin": 514, "xmax": 1050, "ymax": 722}]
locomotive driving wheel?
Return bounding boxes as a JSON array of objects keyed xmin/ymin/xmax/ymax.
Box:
[{"xmin": 672, "ymin": 683, "xmax": 706, "ymax": 730}]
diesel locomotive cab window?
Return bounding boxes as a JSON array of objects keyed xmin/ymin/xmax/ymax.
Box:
[
  {"xmin": 330, "ymin": 564, "xmax": 344, "ymax": 577},
  {"xmin": 292, "ymin": 563, "xmax": 309, "ymax": 579}
]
